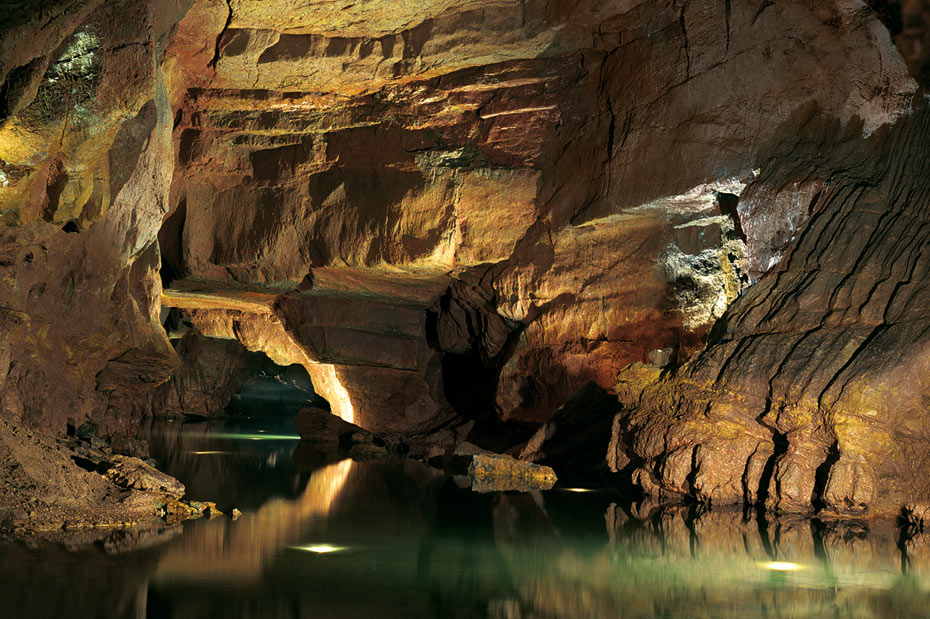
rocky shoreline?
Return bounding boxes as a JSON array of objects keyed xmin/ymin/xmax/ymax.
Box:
[{"xmin": 0, "ymin": 416, "xmax": 223, "ymax": 543}]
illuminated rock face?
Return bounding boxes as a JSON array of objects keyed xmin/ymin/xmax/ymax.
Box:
[
  {"xmin": 0, "ymin": 0, "xmax": 927, "ymax": 512},
  {"xmin": 612, "ymin": 108, "xmax": 930, "ymax": 518},
  {"xmin": 0, "ymin": 0, "xmax": 191, "ymax": 434},
  {"xmin": 162, "ymin": 0, "xmax": 916, "ymax": 427}
]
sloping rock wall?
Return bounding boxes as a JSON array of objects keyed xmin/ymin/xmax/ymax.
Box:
[
  {"xmin": 613, "ymin": 105, "xmax": 930, "ymax": 517},
  {"xmin": 0, "ymin": 0, "xmax": 196, "ymax": 434}
]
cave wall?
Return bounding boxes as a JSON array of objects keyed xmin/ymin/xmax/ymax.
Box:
[
  {"xmin": 0, "ymin": 0, "xmax": 198, "ymax": 434},
  {"xmin": 129, "ymin": 334, "xmax": 292, "ymax": 418},
  {"xmin": 162, "ymin": 0, "xmax": 916, "ymax": 426},
  {"xmin": 0, "ymin": 0, "xmax": 924, "ymax": 478},
  {"xmin": 613, "ymin": 105, "xmax": 930, "ymax": 518}
]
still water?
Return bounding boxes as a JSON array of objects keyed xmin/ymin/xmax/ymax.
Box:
[{"xmin": 2, "ymin": 416, "xmax": 930, "ymax": 618}]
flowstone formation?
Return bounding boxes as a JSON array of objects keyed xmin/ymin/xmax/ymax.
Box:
[{"xmin": 0, "ymin": 0, "xmax": 927, "ymax": 528}]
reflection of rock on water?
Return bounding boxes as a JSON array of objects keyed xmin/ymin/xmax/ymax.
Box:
[
  {"xmin": 155, "ymin": 458, "xmax": 353, "ymax": 583},
  {"xmin": 490, "ymin": 500, "xmax": 930, "ymax": 619}
]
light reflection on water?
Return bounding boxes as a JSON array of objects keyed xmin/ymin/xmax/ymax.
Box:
[{"xmin": 1, "ymin": 417, "xmax": 930, "ymax": 618}]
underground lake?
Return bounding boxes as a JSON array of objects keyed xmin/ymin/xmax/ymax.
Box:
[{"xmin": 2, "ymin": 416, "xmax": 930, "ymax": 618}]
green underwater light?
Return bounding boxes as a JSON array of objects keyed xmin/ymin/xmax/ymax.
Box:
[{"xmin": 212, "ymin": 433, "xmax": 302, "ymax": 441}]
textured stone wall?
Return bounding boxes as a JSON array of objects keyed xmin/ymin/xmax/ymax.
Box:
[
  {"xmin": 613, "ymin": 106, "xmax": 930, "ymax": 518},
  {"xmin": 162, "ymin": 0, "xmax": 916, "ymax": 427},
  {"xmin": 0, "ymin": 0, "xmax": 194, "ymax": 434},
  {"xmin": 0, "ymin": 0, "xmax": 925, "ymax": 499}
]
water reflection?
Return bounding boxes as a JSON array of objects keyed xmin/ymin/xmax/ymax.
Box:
[
  {"xmin": 139, "ymin": 417, "xmax": 306, "ymax": 512},
  {"xmin": 155, "ymin": 458, "xmax": 353, "ymax": 584},
  {"xmin": 2, "ymin": 418, "xmax": 930, "ymax": 618}
]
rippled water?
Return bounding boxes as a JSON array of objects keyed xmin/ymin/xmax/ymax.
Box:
[{"xmin": 1, "ymin": 417, "xmax": 929, "ymax": 618}]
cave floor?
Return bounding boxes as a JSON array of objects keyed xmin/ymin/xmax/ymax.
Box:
[{"xmin": 1, "ymin": 416, "xmax": 929, "ymax": 619}]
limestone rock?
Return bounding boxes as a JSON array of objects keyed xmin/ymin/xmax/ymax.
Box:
[
  {"xmin": 161, "ymin": 0, "xmax": 916, "ymax": 429},
  {"xmin": 0, "ymin": 0, "xmax": 927, "ymax": 528},
  {"xmin": 613, "ymin": 107, "xmax": 930, "ymax": 516},
  {"xmin": 294, "ymin": 406, "xmax": 366, "ymax": 444},
  {"xmin": 348, "ymin": 443, "xmax": 391, "ymax": 462},
  {"xmin": 468, "ymin": 453, "xmax": 557, "ymax": 493},
  {"xmin": 105, "ymin": 455, "xmax": 186, "ymax": 500}
]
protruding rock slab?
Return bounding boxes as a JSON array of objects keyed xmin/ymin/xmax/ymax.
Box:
[
  {"xmin": 468, "ymin": 453, "xmax": 557, "ymax": 493},
  {"xmin": 105, "ymin": 456, "xmax": 186, "ymax": 500}
]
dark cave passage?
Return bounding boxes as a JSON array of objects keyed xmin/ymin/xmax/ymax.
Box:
[{"xmin": 143, "ymin": 327, "xmax": 329, "ymax": 419}]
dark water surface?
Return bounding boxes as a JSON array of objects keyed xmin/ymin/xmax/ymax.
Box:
[{"xmin": 2, "ymin": 417, "xmax": 930, "ymax": 618}]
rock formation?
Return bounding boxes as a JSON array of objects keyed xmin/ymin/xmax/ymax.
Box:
[
  {"xmin": 0, "ymin": 0, "xmax": 928, "ymax": 525},
  {"xmin": 611, "ymin": 105, "xmax": 930, "ymax": 519},
  {"xmin": 131, "ymin": 333, "xmax": 319, "ymax": 418},
  {"xmin": 162, "ymin": 0, "xmax": 916, "ymax": 429}
]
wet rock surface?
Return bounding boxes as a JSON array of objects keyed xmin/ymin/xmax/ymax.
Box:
[
  {"xmin": 468, "ymin": 453, "xmax": 557, "ymax": 493},
  {"xmin": 0, "ymin": 416, "xmax": 209, "ymax": 541},
  {"xmin": 105, "ymin": 456, "xmax": 185, "ymax": 499},
  {"xmin": 6, "ymin": 444, "xmax": 930, "ymax": 619},
  {"xmin": 294, "ymin": 406, "xmax": 362, "ymax": 444}
]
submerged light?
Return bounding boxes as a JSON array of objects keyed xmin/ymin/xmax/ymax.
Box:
[
  {"xmin": 213, "ymin": 433, "xmax": 302, "ymax": 441},
  {"xmin": 563, "ymin": 488, "xmax": 594, "ymax": 493},
  {"xmin": 292, "ymin": 544, "xmax": 347, "ymax": 554},
  {"xmin": 762, "ymin": 561, "xmax": 804, "ymax": 571}
]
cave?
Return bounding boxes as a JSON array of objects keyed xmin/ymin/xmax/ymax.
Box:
[
  {"xmin": 142, "ymin": 327, "xmax": 329, "ymax": 418},
  {"xmin": 2, "ymin": 0, "xmax": 930, "ymax": 616}
]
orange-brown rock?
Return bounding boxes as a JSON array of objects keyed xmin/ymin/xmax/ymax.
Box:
[
  {"xmin": 468, "ymin": 453, "xmax": 557, "ymax": 493},
  {"xmin": 158, "ymin": 0, "xmax": 916, "ymax": 430},
  {"xmin": 611, "ymin": 106, "xmax": 930, "ymax": 518},
  {"xmin": 0, "ymin": 1, "xmax": 192, "ymax": 435},
  {"xmin": 0, "ymin": 0, "xmax": 927, "ymax": 526}
]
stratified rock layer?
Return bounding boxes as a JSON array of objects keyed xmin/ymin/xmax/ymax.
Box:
[{"xmin": 161, "ymin": 0, "xmax": 915, "ymax": 428}]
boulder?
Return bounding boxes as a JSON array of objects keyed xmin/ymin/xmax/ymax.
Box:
[
  {"xmin": 294, "ymin": 407, "xmax": 367, "ymax": 444},
  {"xmin": 468, "ymin": 454, "xmax": 557, "ymax": 493}
]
